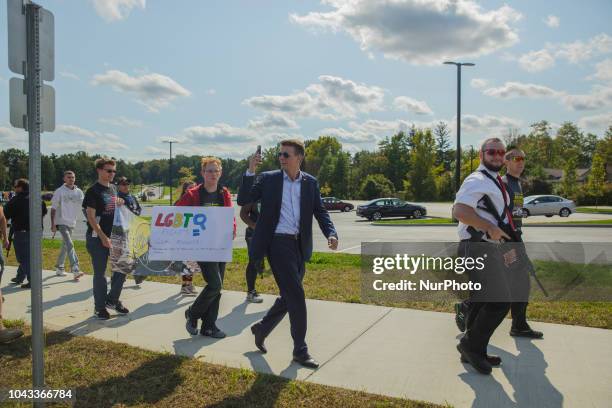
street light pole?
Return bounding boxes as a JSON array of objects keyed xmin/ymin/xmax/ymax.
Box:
[
  {"xmin": 163, "ymin": 140, "xmax": 179, "ymax": 205},
  {"xmin": 444, "ymin": 61, "xmax": 475, "ymax": 191}
]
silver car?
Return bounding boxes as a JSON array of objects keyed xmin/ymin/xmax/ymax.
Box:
[{"xmin": 522, "ymin": 195, "xmax": 576, "ymax": 217}]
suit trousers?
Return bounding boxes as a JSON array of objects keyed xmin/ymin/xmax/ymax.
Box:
[{"xmin": 258, "ymin": 235, "xmax": 307, "ymax": 356}]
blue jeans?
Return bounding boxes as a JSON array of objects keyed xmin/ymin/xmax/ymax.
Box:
[
  {"xmin": 13, "ymin": 231, "xmax": 30, "ymax": 283},
  {"xmin": 55, "ymin": 225, "xmax": 79, "ymax": 272},
  {"xmin": 86, "ymin": 233, "xmax": 126, "ymax": 312}
]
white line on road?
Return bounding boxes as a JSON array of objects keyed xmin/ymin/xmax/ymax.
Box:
[{"xmin": 338, "ymin": 239, "xmax": 380, "ymax": 253}]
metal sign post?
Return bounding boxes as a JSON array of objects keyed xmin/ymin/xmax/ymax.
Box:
[{"xmin": 7, "ymin": 1, "xmax": 55, "ymax": 404}]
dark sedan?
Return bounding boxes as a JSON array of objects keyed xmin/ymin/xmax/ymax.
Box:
[
  {"xmin": 322, "ymin": 197, "xmax": 354, "ymax": 212},
  {"xmin": 356, "ymin": 198, "xmax": 426, "ymax": 221}
]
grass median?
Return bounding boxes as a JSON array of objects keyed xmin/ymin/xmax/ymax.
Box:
[
  {"xmin": 4, "ymin": 238, "xmax": 611, "ymax": 329},
  {"xmin": 576, "ymin": 207, "xmax": 612, "ymax": 215},
  {"xmin": 0, "ymin": 321, "xmax": 437, "ymax": 408}
]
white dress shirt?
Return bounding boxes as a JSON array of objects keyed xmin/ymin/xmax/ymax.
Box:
[{"xmin": 454, "ymin": 164, "xmax": 511, "ymax": 240}]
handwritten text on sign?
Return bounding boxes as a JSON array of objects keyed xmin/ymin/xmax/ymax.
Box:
[{"xmin": 148, "ymin": 206, "xmax": 233, "ymax": 262}]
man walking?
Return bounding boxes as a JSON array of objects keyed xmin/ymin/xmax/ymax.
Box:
[
  {"xmin": 453, "ymin": 138, "xmax": 513, "ymax": 375},
  {"xmin": 4, "ymin": 179, "xmax": 47, "ymax": 289},
  {"xmin": 238, "ymin": 139, "xmax": 338, "ymax": 368},
  {"xmin": 503, "ymin": 146, "xmax": 543, "ymax": 339},
  {"xmin": 83, "ymin": 158, "xmax": 127, "ymax": 320},
  {"xmin": 51, "ymin": 170, "xmax": 85, "ymax": 280}
]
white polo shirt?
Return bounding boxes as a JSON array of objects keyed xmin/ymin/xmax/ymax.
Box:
[{"xmin": 454, "ymin": 164, "xmax": 511, "ymax": 240}]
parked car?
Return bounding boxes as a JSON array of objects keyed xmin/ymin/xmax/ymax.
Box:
[
  {"xmin": 322, "ymin": 197, "xmax": 354, "ymax": 212},
  {"xmin": 356, "ymin": 198, "xmax": 426, "ymax": 221},
  {"xmin": 522, "ymin": 195, "xmax": 576, "ymax": 217}
]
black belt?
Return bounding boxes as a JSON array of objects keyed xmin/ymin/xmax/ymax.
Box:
[{"xmin": 274, "ymin": 233, "xmax": 300, "ymax": 240}]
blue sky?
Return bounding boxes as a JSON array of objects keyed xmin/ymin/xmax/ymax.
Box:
[{"xmin": 1, "ymin": 0, "xmax": 611, "ymax": 161}]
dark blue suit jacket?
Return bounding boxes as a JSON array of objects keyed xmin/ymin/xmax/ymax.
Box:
[{"xmin": 237, "ymin": 170, "xmax": 337, "ymax": 262}]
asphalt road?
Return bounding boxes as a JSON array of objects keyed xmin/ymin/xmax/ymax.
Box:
[{"xmin": 42, "ymin": 200, "xmax": 612, "ymax": 256}]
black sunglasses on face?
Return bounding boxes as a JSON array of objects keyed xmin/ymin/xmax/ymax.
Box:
[
  {"xmin": 277, "ymin": 152, "xmax": 292, "ymax": 158},
  {"xmin": 104, "ymin": 169, "xmax": 117, "ymax": 174}
]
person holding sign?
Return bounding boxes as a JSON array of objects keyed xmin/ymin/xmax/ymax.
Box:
[
  {"xmin": 178, "ymin": 157, "xmax": 236, "ymax": 339},
  {"xmin": 238, "ymin": 139, "xmax": 338, "ymax": 369}
]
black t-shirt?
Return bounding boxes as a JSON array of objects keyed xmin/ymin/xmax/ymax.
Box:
[
  {"xmin": 83, "ymin": 182, "xmax": 117, "ymax": 237},
  {"xmin": 502, "ymin": 174, "xmax": 523, "ymax": 229},
  {"xmin": 198, "ymin": 186, "xmax": 224, "ymax": 207}
]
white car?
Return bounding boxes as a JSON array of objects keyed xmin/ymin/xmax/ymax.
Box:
[{"xmin": 522, "ymin": 195, "xmax": 576, "ymax": 217}]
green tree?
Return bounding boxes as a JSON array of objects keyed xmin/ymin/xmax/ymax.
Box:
[
  {"xmin": 304, "ymin": 136, "xmax": 342, "ymax": 177},
  {"xmin": 433, "ymin": 122, "xmax": 452, "ymax": 171},
  {"xmin": 585, "ymin": 153, "xmax": 606, "ymax": 207},
  {"xmin": 561, "ymin": 155, "xmax": 578, "ymax": 199},
  {"xmin": 359, "ymin": 174, "xmax": 394, "ymax": 200},
  {"xmin": 407, "ymin": 129, "xmax": 436, "ymax": 201},
  {"xmin": 379, "ymin": 132, "xmax": 410, "ymax": 191},
  {"xmin": 178, "ymin": 166, "xmax": 196, "ymax": 186},
  {"xmin": 330, "ymin": 152, "xmax": 349, "ymax": 198}
]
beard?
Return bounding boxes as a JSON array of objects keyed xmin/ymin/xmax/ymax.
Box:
[{"xmin": 482, "ymin": 161, "xmax": 503, "ymax": 172}]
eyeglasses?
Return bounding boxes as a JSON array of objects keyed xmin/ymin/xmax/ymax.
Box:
[
  {"xmin": 508, "ymin": 156, "xmax": 525, "ymax": 162},
  {"xmin": 103, "ymin": 169, "xmax": 117, "ymax": 174},
  {"xmin": 277, "ymin": 152, "xmax": 292, "ymax": 159},
  {"xmin": 483, "ymin": 149, "xmax": 506, "ymax": 157},
  {"xmin": 204, "ymin": 169, "xmax": 221, "ymax": 174}
]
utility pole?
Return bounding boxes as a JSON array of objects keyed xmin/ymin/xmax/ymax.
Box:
[
  {"xmin": 163, "ymin": 140, "xmax": 178, "ymax": 204},
  {"xmin": 444, "ymin": 61, "xmax": 475, "ymax": 192}
]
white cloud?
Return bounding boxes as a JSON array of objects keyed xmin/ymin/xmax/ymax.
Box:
[
  {"xmin": 45, "ymin": 140, "xmax": 128, "ymax": 153},
  {"xmin": 0, "ymin": 126, "xmax": 27, "ymax": 147},
  {"xmin": 561, "ymin": 86, "xmax": 612, "ymax": 111},
  {"xmin": 290, "ymin": 0, "xmax": 521, "ymax": 65},
  {"xmin": 483, "ymin": 82, "xmax": 561, "ymax": 99},
  {"xmin": 577, "ymin": 112, "xmax": 612, "ymax": 131},
  {"xmin": 589, "ymin": 59, "xmax": 612, "ymax": 82},
  {"xmin": 207, "ymin": 89, "xmax": 217, "ymax": 95},
  {"xmin": 461, "ymin": 114, "xmax": 523, "ymax": 135},
  {"xmin": 247, "ymin": 113, "xmax": 299, "ymax": 130},
  {"xmin": 92, "ymin": 0, "xmax": 145, "ymax": 22},
  {"xmin": 91, "ymin": 70, "xmax": 191, "ymax": 113},
  {"xmin": 470, "ymin": 78, "xmax": 489, "ymax": 89},
  {"xmin": 56, "ymin": 124, "xmax": 128, "ymax": 142},
  {"xmin": 518, "ymin": 49, "xmax": 555, "ymax": 72},
  {"xmin": 243, "ymin": 75, "xmax": 385, "ymax": 120},
  {"xmin": 59, "ymin": 71, "xmax": 80, "ymax": 81},
  {"xmin": 516, "ymin": 33, "xmax": 612, "ymax": 72},
  {"xmin": 99, "ymin": 116, "xmax": 144, "ymax": 128},
  {"xmin": 181, "ymin": 123, "xmax": 259, "ymax": 144},
  {"xmin": 392, "ymin": 96, "xmax": 433, "ymax": 115},
  {"xmin": 544, "ymin": 15, "xmax": 560, "ymax": 28}
]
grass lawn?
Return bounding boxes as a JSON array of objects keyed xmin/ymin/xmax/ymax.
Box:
[
  {"xmin": 546, "ymin": 219, "xmax": 612, "ymax": 225},
  {"xmin": 0, "ymin": 322, "xmax": 437, "ymax": 408},
  {"xmin": 4, "ymin": 239, "xmax": 611, "ymax": 329},
  {"xmin": 576, "ymin": 207, "xmax": 612, "ymax": 215}
]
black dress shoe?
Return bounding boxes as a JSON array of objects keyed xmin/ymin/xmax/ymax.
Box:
[
  {"xmin": 20, "ymin": 282, "xmax": 31, "ymax": 289},
  {"xmin": 251, "ymin": 324, "xmax": 267, "ymax": 354},
  {"xmin": 293, "ymin": 353, "xmax": 319, "ymax": 369},
  {"xmin": 10, "ymin": 277, "xmax": 23, "ymax": 285},
  {"xmin": 510, "ymin": 328, "xmax": 543, "ymax": 339},
  {"xmin": 457, "ymin": 343, "xmax": 492, "ymax": 374},
  {"xmin": 461, "ymin": 354, "xmax": 501, "ymax": 367}
]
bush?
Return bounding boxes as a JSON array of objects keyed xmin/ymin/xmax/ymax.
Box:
[
  {"xmin": 575, "ymin": 184, "xmax": 612, "ymax": 206},
  {"xmin": 523, "ymin": 177, "xmax": 553, "ymax": 196}
]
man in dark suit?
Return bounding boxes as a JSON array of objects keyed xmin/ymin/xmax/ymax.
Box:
[{"xmin": 238, "ymin": 139, "xmax": 338, "ymax": 368}]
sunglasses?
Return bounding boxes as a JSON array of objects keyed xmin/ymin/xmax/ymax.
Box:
[
  {"xmin": 104, "ymin": 169, "xmax": 117, "ymax": 174},
  {"xmin": 508, "ymin": 156, "xmax": 525, "ymax": 162},
  {"xmin": 483, "ymin": 149, "xmax": 506, "ymax": 157},
  {"xmin": 277, "ymin": 152, "xmax": 292, "ymax": 158}
]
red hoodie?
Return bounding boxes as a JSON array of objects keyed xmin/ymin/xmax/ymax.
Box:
[{"xmin": 175, "ymin": 184, "xmax": 236, "ymax": 236}]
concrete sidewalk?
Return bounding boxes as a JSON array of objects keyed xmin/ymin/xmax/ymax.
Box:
[{"xmin": 2, "ymin": 266, "xmax": 610, "ymax": 407}]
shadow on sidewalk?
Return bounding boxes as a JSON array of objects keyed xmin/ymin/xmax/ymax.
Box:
[
  {"xmin": 459, "ymin": 339, "xmax": 563, "ymax": 408},
  {"xmin": 74, "ymin": 354, "xmax": 184, "ymax": 408}
]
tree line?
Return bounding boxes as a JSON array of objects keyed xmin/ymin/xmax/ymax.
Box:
[{"xmin": 0, "ymin": 120, "xmax": 610, "ymax": 204}]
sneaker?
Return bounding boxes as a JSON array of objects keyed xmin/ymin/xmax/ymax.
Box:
[
  {"xmin": 454, "ymin": 302, "xmax": 467, "ymax": 332},
  {"xmin": 134, "ymin": 275, "xmax": 145, "ymax": 285},
  {"xmin": 180, "ymin": 285, "xmax": 197, "ymax": 296},
  {"xmin": 73, "ymin": 271, "xmax": 84, "ymax": 281},
  {"xmin": 106, "ymin": 300, "xmax": 129, "ymax": 315},
  {"xmin": 95, "ymin": 309, "xmax": 110, "ymax": 320},
  {"xmin": 202, "ymin": 326, "xmax": 226, "ymax": 339},
  {"xmin": 55, "ymin": 268, "xmax": 67, "ymax": 277},
  {"xmin": 246, "ymin": 290, "xmax": 263, "ymax": 304},
  {"xmin": 185, "ymin": 308, "xmax": 199, "ymax": 335},
  {"xmin": 20, "ymin": 282, "xmax": 31, "ymax": 289}
]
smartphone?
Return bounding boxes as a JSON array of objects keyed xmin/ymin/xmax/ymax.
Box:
[{"xmin": 256, "ymin": 145, "xmax": 261, "ymax": 155}]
